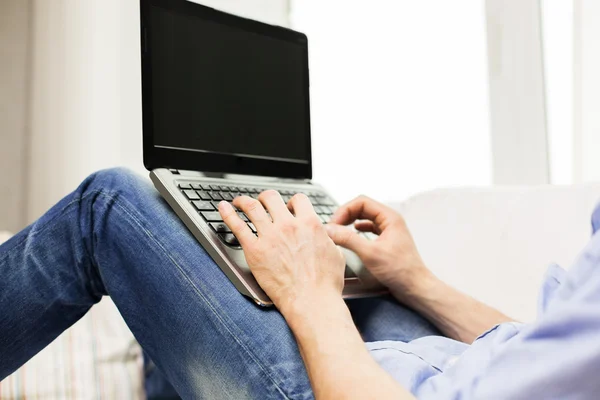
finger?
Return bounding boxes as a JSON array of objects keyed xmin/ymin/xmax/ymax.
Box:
[
  {"xmin": 354, "ymin": 220, "xmax": 381, "ymax": 235},
  {"xmin": 258, "ymin": 190, "xmax": 293, "ymax": 222},
  {"xmin": 287, "ymin": 193, "xmax": 318, "ymax": 220},
  {"xmin": 331, "ymin": 195, "xmax": 396, "ymax": 230},
  {"xmin": 218, "ymin": 201, "xmax": 256, "ymax": 246},
  {"xmin": 324, "ymin": 224, "xmax": 372, "ymax": 259},
  {"xmin": 233, "ymin": 196, "xmax": 271, "ymax": 233}
]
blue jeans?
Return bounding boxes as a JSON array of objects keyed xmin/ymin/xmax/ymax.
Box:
[{"xmin": 0, "ymin": 168, "xmax": 440, "ymax": 399}]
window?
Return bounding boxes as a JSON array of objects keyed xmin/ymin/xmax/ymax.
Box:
[
  {"xmin": 542, "ymin": 0, "xmax": 574, "ymax": 184},
  {"xmin": 291, "ymin": 0, "xmax": 492, "ymax": 203}
]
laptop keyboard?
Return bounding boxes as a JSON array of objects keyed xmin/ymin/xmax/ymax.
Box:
[{"xmin": 178, "ymin": 182, "xmax": 338, "ymax": 247}]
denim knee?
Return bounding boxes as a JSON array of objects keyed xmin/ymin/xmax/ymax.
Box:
[{"xmin": 80, "ymin": 167, "xmax": 148, "ymax": 197}]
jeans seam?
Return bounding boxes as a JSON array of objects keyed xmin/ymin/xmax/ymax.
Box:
[{"xmin": 100, "ymin": 191, "xmax": 293, "ymax": 400}]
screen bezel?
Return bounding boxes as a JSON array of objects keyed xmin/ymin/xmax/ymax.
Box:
[{"xmin": 140, "ymin": 0, "xmax": 312, "ymax": 179}]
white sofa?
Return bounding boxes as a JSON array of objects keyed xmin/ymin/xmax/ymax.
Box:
[{"xmin": 2, "ymin": 183, "xmax": 600, "ymax": 398}]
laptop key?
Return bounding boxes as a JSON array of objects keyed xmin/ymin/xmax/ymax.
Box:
[
  {"xmin": 198, "ymin": 191, "xmax": 212, "ymax": 201},
  {"xmin": 192, "ymin": 200, "xmax": 215, "ymax": 211},
  {"xmin": 237, "ymin": 212, "xmax": 249, "ymax": 222},
  {"xmin": 219, "ymin": 233, "xmax": 240, "ymax": 247},
  {"xmin": 221, "ymin": 192, "xmax": 234, "ymax": 201},
  {"xmin": 200, "ymin": 211, "xmax": 223, "ymax": 222},
  {"xmin": 247, "ymin": 222, "xmax": 256, "ymax": 233},
  {"xmin": 190, "ymin": 183, "xmax": 203, "ymax": 190},
  {"xmin": 209, "ymin": 192, "xmax": 223, "ymax": 201},
  {"xmin": 178, "ymin": 183, "xmax": 192, "ymax": 189},
  {"xmin": 210, "ymin": 222, "xmax": 231, "ymax": 233},
  {"xmin": 183, "ymin": 190, "xmax": 200, "ymax": 200}
]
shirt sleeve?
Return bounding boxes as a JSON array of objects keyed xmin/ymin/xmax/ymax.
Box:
[
  {"xmin": 413, "ymin": 229, "xmax": 600, "ymax": 400},
  {"xmin": 456, "ymin": 231, "xmax": 600, "ymax": 399},
  {"xmin": 592, "ymin": 200, "xmax": 600, "ymax": 235}
]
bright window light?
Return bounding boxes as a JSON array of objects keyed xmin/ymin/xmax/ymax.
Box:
[{"xmin": 291, "ymin": 0, "xmax": 492, "ymax": 203}]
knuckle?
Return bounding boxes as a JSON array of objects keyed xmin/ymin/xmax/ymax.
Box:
[
  {"xmin": 391, "ymin": 215, "xmax": 406, "ymax": 228},
  {"xmin": 245, "ymin": 199, "xmax": 261, "ymax": 213},
  {"xmin": 308, "ymin": 217, "xmax": 322, "ymax": 229},
  {"xmin": 279, "ymin": 221, "xmax": 297, "ymax": 234}
]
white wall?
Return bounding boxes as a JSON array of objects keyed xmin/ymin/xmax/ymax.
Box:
[
  {"xmin": 291, "ymin": 0, "xmax": 492, "ymax": 203},
  {"xmin": 574, "ymin": 0, "xmax": 600, "ymax": 184},
  {"xmin": 24, "ymin": 0, "xmax": 288, "ymax": 224},
  {"xmin": 0, "ymin": 0, "xmax": 31, "ymax": 232}
]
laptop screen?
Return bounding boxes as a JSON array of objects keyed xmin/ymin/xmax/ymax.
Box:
[{"xmin": 142, "ymin": 1, "xmax": 312, "ymax": 178}]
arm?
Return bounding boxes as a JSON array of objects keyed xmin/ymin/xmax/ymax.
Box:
[
  {"xmin": 326, "ymin": 196, "xmax": 513, "ymax": 343},
  {"xmin": 285, "ymin": 293, "xmax": 413, "ymax": 400},
  {"xmin": 393, "ymin": 273, "xmax": 513, "ymax": 343},
  {"xmin": 219, "ymin": 193, "xmax": 414, "ymax": 399}
]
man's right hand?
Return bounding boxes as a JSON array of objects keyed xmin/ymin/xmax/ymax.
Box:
[{"xmin": 325, "ymin": 195, "xmax": 435, "ymax": 300}]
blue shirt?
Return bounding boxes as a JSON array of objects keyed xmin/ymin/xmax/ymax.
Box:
[{"xmin": 368, "ymin": 205, "xmax": 600, "ymax": 399}]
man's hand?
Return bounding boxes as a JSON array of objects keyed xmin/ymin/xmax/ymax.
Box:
[
  {"xmin": 325, "ymin": 195, "xmax": 434, "ymax": 299},
  {"xmin": 218, "ymin": 191, "xmax": 346, "ymax": 315},
  {"xmin": 327, "ymin": 195, "xmax": 513, "ymax": 343},
  {"xmin": 219, "ymin": 191, "xmax": 416, "ymax": 400}
]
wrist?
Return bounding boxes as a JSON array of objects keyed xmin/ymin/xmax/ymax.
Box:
[
  {"xmin": 279, "ymin": 289, "xmax": 347, "ymax": 331},
  {"xmin": 389, "ymin": 269, "xmax": 443, "ymax": 307}
]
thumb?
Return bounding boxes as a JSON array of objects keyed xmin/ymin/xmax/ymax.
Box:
[{"xmin": 325, "ymin": 224, "xmax": 371, "ymax": 258}]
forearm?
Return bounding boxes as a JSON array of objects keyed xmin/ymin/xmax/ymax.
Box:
[
  {"xmin": 282, "ymin": 293, "xmax": 414, "ymax": 400},
  {"xmin": 391, "ymin": 273, "xmax": 514, "ymax": 343}
]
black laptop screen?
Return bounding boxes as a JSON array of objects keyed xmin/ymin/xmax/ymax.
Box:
[{"xmin": 148, "ymin": 4, "xmax": 310, "ymax": 165}]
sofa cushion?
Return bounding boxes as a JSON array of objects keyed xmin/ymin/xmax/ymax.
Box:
[{"xmin": 389, "ymin": 184, "xmax": 600, "ymax": 322}]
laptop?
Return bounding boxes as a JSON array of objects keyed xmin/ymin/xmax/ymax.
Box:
[{"xmin": 140, "ymin": 0, "xmax": 386, "ymax": 306}]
